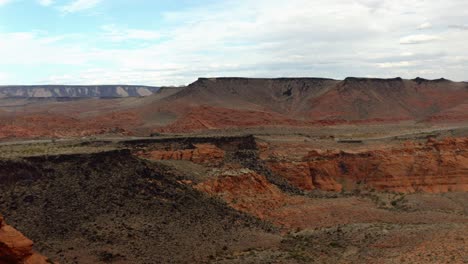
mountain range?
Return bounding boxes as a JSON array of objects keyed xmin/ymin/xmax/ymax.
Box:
[
  {"xmin": 0, "ymin": 77, "xmax": 467, "ymax": 138},
  {"xmin": 0, "ymin": 85, "xmax": 160, "ymax": 98}
]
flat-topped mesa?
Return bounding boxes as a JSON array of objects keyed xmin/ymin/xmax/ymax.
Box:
[
  {"xmin": 195, "ymin": 77, "xmax": 337, "ymax": 83},
  {"xmin": 0, "ymin": 85, "xmax": 160, "ymax": 98},
  {"xmin": 0, "ymin": 215, "xmax": 50, "ymax": 264},
  {"xmin": 190, "ymin": 77, "xmax": 338, "ymax": 89},
  {"xmin": 412, "ymin": 77, "xmax": 453, "ymax": 84},
  {"xmin": 343, "ymin": 77, "xmax": 403, "ymax": 84},
  {"xmin": 188, "ymin": 77, "xmax": 338, "ymax": 93}
]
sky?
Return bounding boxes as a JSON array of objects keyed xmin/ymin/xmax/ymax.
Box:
[{"xmin": 0, "ymin": 0, "xmax": 468, "ymax": 85}]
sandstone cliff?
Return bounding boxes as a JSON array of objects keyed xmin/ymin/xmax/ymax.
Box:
[
  {"xmin": 0, "ymin": 215, "xmax": 49, "ymax": 264},
  {"xmin": 138, "ymin": 143, "xmax": 225, "ymax": 166},
  {"xmin": 267, "ymin": 137, "xmax": 468, "ymax": 193}
]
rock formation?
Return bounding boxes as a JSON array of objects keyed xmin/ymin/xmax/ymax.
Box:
[
  {"xmin": 138, "ymin": 143, "xmax": 225, "ymax": 166},
  {"xmin": 0, "ymin": 215, "xmax": 49, "ymax": 264},
  {"xmin": 194, "ymin": 169, "xmax": 297, "ymax": 220},
  {"xmin": 267, "ymin": 137, "xmax": 468, "ymax": 193}
]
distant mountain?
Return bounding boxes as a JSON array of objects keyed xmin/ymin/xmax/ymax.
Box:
[
  {"xmin": 150, "ymin": 77, "xmax": 468, "ymax": 132},
  {"xmin": 0, "ymin": 77, "xmax": 467, "ymax": 137},
  {"xmin": 0, "ymin": 85, "xmax": 160, "ymax": 98}
]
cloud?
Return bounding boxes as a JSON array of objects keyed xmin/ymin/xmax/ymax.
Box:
[
  {"xmin": 377, "ymin": 61, "xmax": 416, "ymax": 68},
  {"xmin": 37, "ymin": 0, "xmax": 53, "ymax": 6},
  {"xmin": 417, "ymin": 22, "xmax": 432, "ymax": 30},
  {"xmin": 0, "ymin": 0, "xmax": 13, "ymax": 6},
  {"xmin": 449, "ymin": 24, "xmax": 468, "ymax": 30},
  {"xmin": 400, "ymin": 34, "xmax": 441, "ymax": 44},
  {"xmin": 2, "ymin": 0, "xmax": 468, "ymax": 84},
  {"xmin": 61, "ymin": 0, "xmax": 102, "ymax": 13},
  {"xmin": 100, "ymin": 25, "xmax": 161, "ymax": 42}
]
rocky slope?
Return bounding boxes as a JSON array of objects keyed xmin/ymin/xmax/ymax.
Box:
[
  {"xmin": 0, "ymin": 215, "xmax": 49, "ymax": 264},
  {"xmin": 0, "ymin": 85, "xmax": 160, "ymax": 98},
  {"xmin": 0, "ymin": 149, "xmax": 275, "ymax": 263}
]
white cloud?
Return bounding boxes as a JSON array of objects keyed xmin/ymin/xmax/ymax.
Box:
[
  {"xmin": 100, "ymin": 25, "xmax": 161, "ymax": 42},
  {"xmin": 61, "ymin": 0, "xmax": 101, "ymax": 13},
  {"xmin": 417, "ymin": 22, "xmax": 432, "ymax": 30},
  {"xmin": 37, "ymin": 0, "xmax": 53, "ymax": 6},
  {"xmin": 0, "ymin": 0, "xmax": 13, "ymax": 6},
  {"xmin": 400, "ymin": 34, "xmax": 441, "ymax": 44},
  {"xmin": 449, "ymin": 24, "xmax": 468, "ymax": 30},
  {"xmin": 2, "ymin": 0, "xmax": 468, "ymax": 84},
  {"xmin": 377, "ymin": 61, "xmax": 416, "ymax": 68}
]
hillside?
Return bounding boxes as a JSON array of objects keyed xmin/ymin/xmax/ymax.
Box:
[{"xmin": 150, "ymin": 77, "xmax": 468, "ymax": 132}]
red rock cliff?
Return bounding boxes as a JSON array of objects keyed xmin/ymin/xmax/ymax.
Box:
[
  {"xmin": 0, "ymin": 215, "xmax": 49, "ymax": 264},
  {"xmin": 137, "ymin": 143, "xmax": 225, "ymax": 166},
  {"xmin": 268, "ymin": 138, "xmax": 468, "ymax": 193}
]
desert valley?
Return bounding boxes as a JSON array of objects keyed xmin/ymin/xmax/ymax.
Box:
[{"xmin": 0, "ymin": 77, "xmax": 467, "ymax": 263}]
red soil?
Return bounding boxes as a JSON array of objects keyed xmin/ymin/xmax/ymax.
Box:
[
  {"xmin": 0, "ymin": 111, "xmax": 141, "ymax": 139},
  {"xmin": 153, "ymin": 105, "xmax": 306, "ymax": 133}
]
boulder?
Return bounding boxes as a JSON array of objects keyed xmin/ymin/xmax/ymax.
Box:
[{"xmin": 0, "ymin": 215, "xmax": 50, "ymax": 264}]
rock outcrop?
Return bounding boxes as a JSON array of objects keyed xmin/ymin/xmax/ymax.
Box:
[
  {"xmin": 267, "ymin": 161, "xmax": 315, "ymax": 190},
  {"xmin": 194, "ymin": 169, "xmax": 296, "ymax": 220},
  {"xmin": 267, "ymin": 138, "xmax": 468, "ymax": 193},
  {"xmin": 0, "ymin": 215, "xmax": 49, "ymax": 264},
  {"xmin": 138, "ymin": 143, "xmax": 225, "ymax": 166}
]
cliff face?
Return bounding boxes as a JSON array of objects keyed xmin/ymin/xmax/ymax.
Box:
[
  {"xmin": 267, "ymin": 138, "xmax": 468, "ymax": 193},
  {"xmin": 137, "ymin": 143, "xmax": 225, "ymax": 166},
  {"xmin": 134, "ymin": 135, "xmax": 468, "ymax": 194},
  {"xmin": 194, "ymin": 170, "xmax": 292, "ymax": 220},
  {"xmin": 0, "ymin": 85, "xmax": 160, "ymax": 98},
  {"xmin": 0, "ymin": 215, "xmax": 49, "ymax": 264}
]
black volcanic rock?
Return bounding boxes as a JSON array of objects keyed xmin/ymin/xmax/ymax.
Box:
[
  {"xmin": 0, "ymin": 150, "xmax": 273, "ymax": 263},
  {"xmin": 343, "ymin": 77, "xmax": 403, "ymax": 84},
  {"xmin": 412, "ymin": 77, "xmax": 452, "ymax": 84}
]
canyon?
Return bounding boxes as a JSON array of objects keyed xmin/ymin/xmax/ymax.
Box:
[
  {"xmin": 0, "ymin": 134, "xmax": 466, "ymax": 263},
  {"xmin": 0, "ymin": 77, "xmax": 466, "ymax": 263}
]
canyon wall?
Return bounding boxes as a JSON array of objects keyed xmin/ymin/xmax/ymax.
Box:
[
  {"xmin": 267, "ymin": 138, "xmax": 468, "ymax": 193},
  {"xmin": 134, "ymin": 136, "xmax": 467, "ymax": 194},
  {"xmin": 137, "ymin": 143, "xmax": 225, "ymax": 166}
]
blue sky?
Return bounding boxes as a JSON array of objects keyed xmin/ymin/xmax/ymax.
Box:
[{"xmin": 0, "ymin": 0, "xmax": 468, "ymax": 85}]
